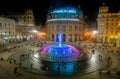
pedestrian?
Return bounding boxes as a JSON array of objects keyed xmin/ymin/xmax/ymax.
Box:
[
  {"xmin": 18, "ymin": 63, "xmax": 22, "ymax": 67},
  {"xmin": 99, "ymin": 70, "xmax": 102, "ymax": 75},
  {"xmin": 14, "ymin": 66, "xmax": 18, "ymax": 74},
  {"xmin": 57, "ymin": 66, "xmax": 60, "ymax": 75},
  {"xmin": 30, "ymin": 64, "xmax": 33, "ymax": 71},
  {"xmin": 107, "ymin": 70, "xmax": 111, "ymax": 74}
]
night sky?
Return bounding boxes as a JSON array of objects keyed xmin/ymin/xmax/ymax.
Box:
[{"xmin": 0, "ymin": 0, "xmax": 120, "ymax": 27}]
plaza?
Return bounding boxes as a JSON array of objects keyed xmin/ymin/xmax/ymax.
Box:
[{"xmin": 0, "ymin": 41, "xmax": 120, "ymax": 79}]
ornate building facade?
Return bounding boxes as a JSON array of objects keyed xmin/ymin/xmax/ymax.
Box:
[
  {"xmin": 45, "ymin": 7, "xmax": 91, "ymax": 42},
  {"xmin": 7, "ymin": 9, "xmax": 36, "ymax": 42},
  {"xmin": 7, "ymin": 9, "xmax": 35, "ymax": 27},
  {"xmin": 0, "ymin": 17, "xmax": 15, "ymax": 42},
  {"xmin": 97, "ymin": 3, "xmax": 120, "ymax": 47}
]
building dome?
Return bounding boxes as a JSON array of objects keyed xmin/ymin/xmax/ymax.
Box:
[
  {"xmin": 99, "ymin": 3, "xmax": 109, "ymax": 13},
  {"xmin": 45, "ymin": 6, "xmax": 91, "ymax": 42},
  {"xmin": 47, "ymin": 6, "xmax": 83, "ymax": 22}
]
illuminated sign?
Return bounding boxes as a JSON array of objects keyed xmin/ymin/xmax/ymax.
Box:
[
  {"xmin": 47, "ymin": 19, "xmax": 79, "ymax": 21},
  {"xmin": 52, "ymin": 8, "xmax": 76, "ymax": 13}
]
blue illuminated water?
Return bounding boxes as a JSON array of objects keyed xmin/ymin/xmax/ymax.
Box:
[{"xmin": 40, "ymin": 34, "xmax": 80, "ymax": 62}]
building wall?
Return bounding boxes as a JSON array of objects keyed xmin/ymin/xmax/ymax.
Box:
[
  {"xmin": 0, "ymin": 17, "xmax": 15, "ymax": 41},
  {"xmin": 97, "ymin": 3, "xmax": 120, "ymax": 45},
  {"xmin": 7, "ymin": 9, "xmax": 35, "ymax": 27},
  {"xmin": 46, "ymin": 7, "xmax": 91, "ymax": 42}
]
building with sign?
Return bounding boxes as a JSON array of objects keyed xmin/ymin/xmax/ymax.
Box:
[{"xmin": 45, "ymin": 6, "xmax": 91, "ymax": 42}]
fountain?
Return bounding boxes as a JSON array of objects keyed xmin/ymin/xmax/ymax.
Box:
[
  {"xmin": 38, "ymin": 34, "xmax": 81, "ymax": 62},
  {"xmin": 8, "ymin": 33, "xmax": 110, "ymax": 76},
  {"xmin": 32, "ymin": 33, "xmax": 82, "ymax": 75}
]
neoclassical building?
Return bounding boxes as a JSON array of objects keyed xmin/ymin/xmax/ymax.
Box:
[
  {"xmin": 6, "ymin": 9, "xmax": 36, "ymax": 42},
  {"xmin": 97, "ymin": 3, "xmax": 120, "ymax": 46},
  {"xmin": 7, "ymin": 9, "xmax": 35, "ymax": 27},
  {"xmin": 0, "ymin": 17, "xmax": 15, "ymax": 42},
  {"xmin": 45, "ymin": 6, "xmax": 91, "ymax": 42}
]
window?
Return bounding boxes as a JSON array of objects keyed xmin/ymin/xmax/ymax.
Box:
[
  {"xmin": 13, "ymin": 32, "xmax": 14, "ymax": 35},
  {"xmin": 9, "ymin": 24, "xmax": 11, "ymax": 27},
  {"xmin": 4, "ymin": 23, "xmax": 6, "ymax": 27},
  {"xmin": 75, "ymin": 25, "xmax": 77, "ymax": 31},
  {"xmin": 69, "ymin": 25, "xmax": 72, "ymax": 32},
  {"xmin": 5, "ymin": 32, "xmax": 7, "ymax": 35},
  {"xmin": 9, "ymin": 31, "xmax": 11, "ymax": 35},
  {"xmin": 106, "ymin": 23, "xmax": 108, "ymax": 25},
  {"xmin": 0, "ymin": 23, "xmax": 2, "ymax": 27},
  {"xmin": 79, "ymin": 27, "xmax": 81, "ymax": 31},
  {"xmin": 63, "ymin": 25, "xmax": 66, "ymax": 31},
  {"xmin": 57, "ymin": 25, "xmax": 60, "ymax": 31},
  {"xmin": 12, "ymin": 24, "xmax": 14, "ymax": 28}
]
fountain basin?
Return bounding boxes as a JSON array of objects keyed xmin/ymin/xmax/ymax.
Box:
[{"xmin": 38, "ymin": 43, "xmax": 80, "ymax": 62}]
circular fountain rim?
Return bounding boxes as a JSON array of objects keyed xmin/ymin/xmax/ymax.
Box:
[{"xmin": 37, "ymin": 43, "xmax": 82, "ymax": 62}]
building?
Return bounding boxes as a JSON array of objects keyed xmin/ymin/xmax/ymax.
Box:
[
  {"xmin": 6, "ymin": 9, "xmax": 36, "ymax": 42},
  {"xmin": 0, "ymin": 17, "xmax": 15, "ymax": 43},
  {"xmin": 45, "ymin": 6, "xmax": 91, "ymax": 42},
  {"xmin": 7, "ymin": 9, "xmax": 35, "ymax": 27},
  {"xmin": 97, "ymin": 3, "xmax": 120, "ymax": 47}
]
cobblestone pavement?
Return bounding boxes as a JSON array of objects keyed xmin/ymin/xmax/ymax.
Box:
[{"xmin": 0, "ymin": 42, "xmax": 120, "ymax": 79}]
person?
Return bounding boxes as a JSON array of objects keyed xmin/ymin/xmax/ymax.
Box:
[
  {"xmin": 107, "ymin": 70, "xmax": 111, "ymax": 74},
  {"xmin": 99, "ymin": 70, "xmax": 102, "ymax": 75},
  {"xmin": 30, "ymin": 64, "xmax": 33, "ymax": 71},
  {"xmin": 57, "ymin": 65, "xmax": 60, "ymax": 75},
  {"xmin": 14, "ymin": 66, "xmax": 18, "ymax": 75},
  {"xmin": 18, "ymin": 63, "xmax": 22, "ymax": 67}
]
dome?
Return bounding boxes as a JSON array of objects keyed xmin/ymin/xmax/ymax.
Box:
[{"xmin": 47, "ymin": 6, "xmax": 83, "ymax": 22}]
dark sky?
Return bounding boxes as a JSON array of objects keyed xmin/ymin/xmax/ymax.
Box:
[{"xmin": 0, "ymin": 0, "xmax": 120, "ymax": 27}]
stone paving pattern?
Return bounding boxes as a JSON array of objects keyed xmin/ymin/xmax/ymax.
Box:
[{"xmin": 0, "ymin": 42, "xmax": 120, "ymax": 79}]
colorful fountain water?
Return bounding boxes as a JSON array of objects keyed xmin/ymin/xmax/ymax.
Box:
[{"xmin": 39, "ymin": 34, "xmax": 81, "ymax": 62}]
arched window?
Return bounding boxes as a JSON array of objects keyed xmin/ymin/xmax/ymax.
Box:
[
  {"xmin": 69, "ymin": 25, "xmax": 72, "ymax": 32},
  {"xmin": 57, "ymin": 25, "xmax": 60, "ymax": 31},
  {"xmin": 52, "ymin": 34, "xmax": 54, "ymax": 41},
  {"xmin": 63, "ymin": 25, "xmax": 66, "ymax": 31},
  {"xmin": 9, "ymin": 31, "xmax": 11, "ymax": 35},
  {"xmin": 75, "ymin": 34, "xmax": 77, "ymax": 41},
  {"xmin": 68, "ymin": 34, "xmax": 72, "ymax": 42},
  {"xmin": 63, "ymin": 34, "xmax": 66, "ymax": 42},
  {"xmin": 75, "ymin": 25, "xmax": 77, "ymax": 31}
]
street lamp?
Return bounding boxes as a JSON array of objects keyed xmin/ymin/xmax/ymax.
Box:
[
  {"xmin": 31, "ymin": 30, "xmax": 38, "ymax": 33},
  {"xmin": 92, "ymin": 30, "xmax": 98, "ymax": 34}
]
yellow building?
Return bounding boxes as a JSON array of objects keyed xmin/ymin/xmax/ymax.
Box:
[
  {"xmin": 7, "ymin": 9, "xmax": 36, "ymax": 42},
  {"xmin": 45, "ymin": 7, "xmax": 91, "ymax": 42},
  {"xmin": 97, "ymin": 3, "xmax": 120, "ymax": 46},
  {"xmin": 7, "ymin": 9, "xmax": 35, "ymax": 27}
]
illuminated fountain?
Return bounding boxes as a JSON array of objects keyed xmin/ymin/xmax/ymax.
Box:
[
  {"xmin": 30, "ymin": 33, "xmax": 108, "ymax": 76},
  {"xmin": 38, "ymin": 34, "xmax": 80, "ymax": 62},
  {"xmin": 33, "ymin": 34, "xmax": 80, "ymax": 75}
]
